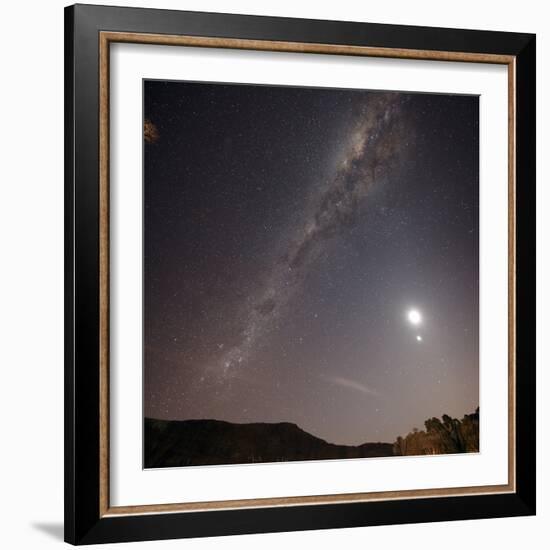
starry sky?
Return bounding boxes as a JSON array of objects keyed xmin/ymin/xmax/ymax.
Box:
[{"xmin": 143, "ymin": 80, "xmax": 479, "ymax": 445}]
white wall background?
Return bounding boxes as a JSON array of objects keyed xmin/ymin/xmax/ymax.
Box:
[{"xmin": 0, "ymin": 0, "xmax": 546, "ymax": 548}]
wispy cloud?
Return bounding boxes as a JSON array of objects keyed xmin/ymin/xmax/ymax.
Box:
[{"xmin": 324, "ymin": 375, "xmax": 378, "ymax": 396}]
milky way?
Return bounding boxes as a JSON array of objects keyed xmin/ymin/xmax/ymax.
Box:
[
  {"xmin": 216, "ymin": 94, "xmax": 409, "ymax": 382},
  {"xmin": 143, "ymin": 81, "xmax": 479, "ymax": 445}
]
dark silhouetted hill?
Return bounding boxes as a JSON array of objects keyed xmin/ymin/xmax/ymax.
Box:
[{"xmin": 144, "ymin": 418, "xmax": 394, "ymax": 468}]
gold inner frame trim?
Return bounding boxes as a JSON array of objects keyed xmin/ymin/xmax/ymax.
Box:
[{"xmin": 98, "ymin": 31, "xmax": 516, "ymax": 518}]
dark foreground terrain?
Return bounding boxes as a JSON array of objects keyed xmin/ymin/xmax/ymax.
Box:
[
  {"xmin": 144, "ymin": 418, "xmax": 394, "ymax": 468},
  {"xmin": 144, "ymin": 408, "xmax": 479, "ymax": 468}
]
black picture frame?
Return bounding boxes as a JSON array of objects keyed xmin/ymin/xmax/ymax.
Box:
[{"xmin": 65, "ymin": 3, "xmax": 536, "ymax": 545}]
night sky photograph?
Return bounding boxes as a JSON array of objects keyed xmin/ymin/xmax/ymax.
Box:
[{"xmin": 143, "ymin": 80, "xmax": 479, "ymax": 468}]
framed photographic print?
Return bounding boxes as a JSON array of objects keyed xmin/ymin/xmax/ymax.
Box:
[{"xmin": 64, "ymin": 4, "xmax": 536, "ymax": 545}]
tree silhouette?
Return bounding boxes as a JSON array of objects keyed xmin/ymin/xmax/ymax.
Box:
[{"xmin": 393, "ymin": 409, "xmax": 479, "ymax": 456}]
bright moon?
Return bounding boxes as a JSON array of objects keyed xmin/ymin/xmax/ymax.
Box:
[{"xmin": 407, "ymin": 309, "xmax": 422, "ymax": 325}]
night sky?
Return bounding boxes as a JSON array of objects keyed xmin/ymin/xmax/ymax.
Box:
[{"xmin": 143, "ymin": 80, "xmax": 479, "ymax": 445}]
